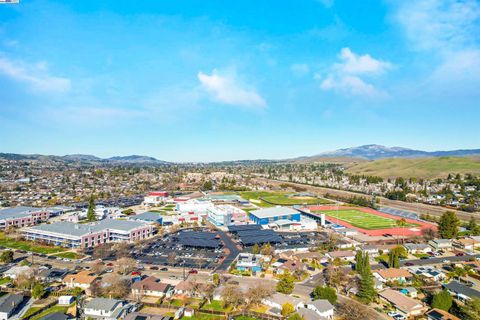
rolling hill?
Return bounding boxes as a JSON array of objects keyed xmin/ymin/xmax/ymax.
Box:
[{"xmin": 345, "ymin": 156, "xmax": 480, "ymax": 179}]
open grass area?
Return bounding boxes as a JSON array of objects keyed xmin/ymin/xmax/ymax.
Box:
[
  {"xmin": 261, "ymin": 194, "xmax": 331, "ymax": 205},
  {"xmin": 30, "ymin": 304, "xmax": 72, "ymax": 320},
  {"xmin": 239, "ymin": 191, "xmax": 331, "ymax": 207},
  {"xmin": 316, "ymin": 209, "xmax": 418, "ymax": 230},
  {"xmin": 202, "ymin": 300, "xmax": 230, "ymax": 312},
  {"xmin": 0, "ymin": 232, "xmax": 66, "ymax": 254},
  {"xmin": 182, "ymin": 314, "xmax": 224, "ymax": 320},
  {"xmin": 53, "ymin": 252, "xmax": 81, "ymax": 260},
  {"xmin": 346, "ymin": 156, "xmax": 480, "ymax": 179}
]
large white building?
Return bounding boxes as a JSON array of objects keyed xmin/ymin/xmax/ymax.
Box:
[
  {"xmin": 207, "ymin": 205, "xmax": 247, "ymax": 226},
  {"xmin": 0, "ymin": 206, "xmax": 49, "ymax": 229},
  {"xmin": 175, "ymin": 199, "xmax": 213, "ymax": 214},
  {"xmin": 22, "ymin": 219, "xmax": 153, "ymax": 248}
]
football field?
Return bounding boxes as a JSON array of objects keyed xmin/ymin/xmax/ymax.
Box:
[{"xmin": 316, "ymin": 209, "xmax": 418, "ymax": 230}]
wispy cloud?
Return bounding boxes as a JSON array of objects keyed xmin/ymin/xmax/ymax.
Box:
[
  {"xmin": 197, "ymin": 69, "xmax": 266, "ymax": 108},
  {"xmin": 0, "ymin": 55, "xmax": 71, "ymax": 92},
  {"xmin": 393, "ymin": 0, "xmax": 480, "ymax": 98},
  {"xmin": 318, "ymin": 47, "xmax": 391, "ymax": 98},
  {"xmin": 290, "ymin": 63, "xmax": 310, "ymax": 76}
]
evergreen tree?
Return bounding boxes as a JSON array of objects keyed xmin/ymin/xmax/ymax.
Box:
[
  {"xmin": 438, "ymin": 211, "xmax": 460, "ymax": 239},
  {"xmin": 251, "ymin": 243, "xmax": 260, "ymax": 254},
  {"xmin": 86, "ymin": 195, "xmax": 96, "ymax": 222},
  {"xmin": 357, "ymin": 252, "xmax": 376, "ymax": 304},
  {"xmin": 460, "ymin": 297, "xmax": 480, "ymax": 320},
  {"xmin": 388, "ymin": 250, "xmax": 400, "ymax": 268},
  {"xmin": 276, "ymin": 271, "xmax": 295, "ymax": 294},
  {"xmin": 468, "ymin": 216, "xmax": 480, "ymax": 236},
  {"xmin": 355, "ymin": 250, "xmax": 364, "ymax": 274},
  {"xmin": 431, "ymin": 289, "xmax": 453, "ymax": 311}
]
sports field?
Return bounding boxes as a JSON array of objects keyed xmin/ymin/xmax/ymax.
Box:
[{"xmin": 316, "ymin": 209, "xmax": 418, "ymax": 230}]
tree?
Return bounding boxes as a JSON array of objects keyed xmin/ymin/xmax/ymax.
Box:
[
  {"xmin": 72, "ymin": 287, "xmax": 84, "ymax": 297},
  {"xmin": 357, "ymin": 253, "xmax": 376, "ymax": 304},
  {"xmin": 221, "ymin": 285, "xmax": 243, "ymax": 308},
  {"xmin": 460, "ymin": 297, "xmax": 480, "ymax": 320},
  {"xmin": 276, "ymin": 271, "xmax": 295, "ymax": 294},
  {"xmin": 468, "ymin": 216, "xmax": 480, "ymax": 236},
  {"xmin": 248, "ymin": 285, "xmax": 273, "ymax": 306},
  {"xmin": 281, "ymin": 303, "xmax": 295, "ymax": 316},
  {"xmin": 337, "ymin": 299, "xmax": 378, "ymax": 320},
  {"xmin": 32, "ymin": 283, "xmax": 45, "ymax": 299},
  {"xmin": 312, "ymin": 285, "xmax": 337, "ymax": 304},
  {"xmin": 0, "ymin": 250, "xmax": 14, "ymax": 264},
  {"xmin": 431, "ymin": 289, "xmax": 453, "ymax": 311},
  {"xmin": 438, "ymin": 211, "xmax": 460, "ymax": 239},
  {"xmin": 388, "ymin": 250, "xmax": 400, "ymax": 268},
  {"xmin": 355, "ymin": 250, "xmax": 364, "ymax": 273},
  {"xmin": 212, "ymin": 273, "xmax": 220, "ymax": 287},
  {"xmin": 86, "ymin": 194, "xmax": 97, "ymax": 221},
  {"xmin": 116, "ymin": 257, "xmax": 136, "ymax": 275},
  {"xmin": 251, "ymin": 243, "xmax": 260, "ymax": 254},
  {"xmin": 260, "ymin": 243, "xmax": 274, "ymax": 256},
  {"xmin": 287, "ymin": 313, "xmax": 303, "ymax": 320}
]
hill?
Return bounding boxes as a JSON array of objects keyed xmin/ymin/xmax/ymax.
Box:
[
  {"xmin": 302, "ymin": 144, "xmax": 480, "ymax": 160},
  {"xmin": 345, "ymin": 156, "xmax": 480, "ymax": 179}
]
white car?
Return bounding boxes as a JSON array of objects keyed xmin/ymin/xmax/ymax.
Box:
[{"xmin": 387, "ymin": 311, "xmax": 398, "ymax": 317}]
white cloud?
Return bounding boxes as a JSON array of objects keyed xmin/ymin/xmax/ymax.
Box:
[
  {"xmin": 336, "ymin": 47, "xmax": 391, "ymax": 75},
  {"xmin": 395, "ymin": 0, "xmax": 480, "ymax": 52},
  {"xmin": 0, "ymin": 56, "xmax": 71, "ymax": 92},
  {"xmin": 318, "ymin": 47, "xmax": 391, "ymax": 98},
  {"xmin": 290, "ymin": 63, "xmax": 310, "ymax": 76},
  {"xmin": 197, "ymin": 69, "xmax": 266, "ymax": 108},
  {"xmin": 393, "ymin": 0, "xmax": 480, "ymax": 98}
]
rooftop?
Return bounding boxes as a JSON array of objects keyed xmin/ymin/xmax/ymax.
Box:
[
  {"xmin": 250, "ymin": 206, "xmax": 299, "ymax": 219},
  {"xmin": 0, "ymin": 206, "xmax": 45, "ymax": 220},
  {"xmin": 374, "ymin": 268, "xmax": 413, "ymax": 279},
  {"xmin": 0, "ymin": 294, "xmax": 24, "ymax": 314},
  {"xmin": 379, "ymin": 289, "xmax": 424, "ymax": 313},
  {"xmin": 85, "ymin": 297, "xmax": 123, "ymax": 312}
]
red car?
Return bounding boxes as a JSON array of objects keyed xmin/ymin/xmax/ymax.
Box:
[
  {"xmin": 188, "ymin": 269, "xmax": 198, "ymax": 274},
  {"xmin": 132, "ymin": 271, "xmax": 141, "ymax": 276}
]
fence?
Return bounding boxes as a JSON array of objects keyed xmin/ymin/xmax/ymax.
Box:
[{"xmin": 22, "ymin": 301, "xmax": 57, "ymax": 320}]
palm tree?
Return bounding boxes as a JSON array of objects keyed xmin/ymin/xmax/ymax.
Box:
[{"xmin": 396, "ymin": 218, "xmax": 407, "ymax": 244}]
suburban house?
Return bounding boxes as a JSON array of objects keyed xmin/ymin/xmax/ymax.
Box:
[
  {"xmin": 373, "ymin": 268, "xmax": 413, "ymax": 284},
  {"xmin": 235, "ymin": 253, "xmax": 265, "ymax": 273},
  {"xmin": 22, "ymin": 220, "xmax": 153, "ymax": 248},
  {"xmin": 36, "ymin": 268, "xmax": 69, "ymax": 283},
  {"xmin": 325, "ymin": 250, "xmax": 356, "ymax": 262},
  {"xmin": 304, "ymin": 300, "xmax": 335, "ymax": 319},
  {"xmin": 0, "ymin": 206, "xmax": 49, "ymax": 230},
  {"xmin": 403, "ymin": 243, "xmax": 431, "ymax": 254},
  {"xmin": 262, "ymin": 293, "xmax": 304, "ymax": 311},
  {"xmin": 379, "ymin": 289, "xmax": 427, "ymax": 317},
  {"xmin": 84, "ymin": 298, "xmax": 127, "ymax": 320},
  {"xmin": 275, "ymin": 259, "xmax": 306, "ymax": 275},
  {"xmin": 426, "ymin": 308, "xmax": 460, "ymax": 320},
  {"xmin": 4, "ymin": 266, "xmax": 33, "ymax": 280},
  {"xmin": 429, "ymin": 239, "xmax": 453, "ymax": 251},
  {"xmin": 0, "ymin": 294, "xmax": 24, "ymax": 320},
  {"xmin": 453, "ymin": 238, "xmax": 480, "ymax": 251},
  {"xmin": 443, "ymin": 281, "xmax": 480, "ymax": 301},
  {"xmin": 63, "ymin": 271, "xmax": 97, "ymax": 292},
  {"xmin": 131, "ymin": 276, "xmax": 171, "ymax": 298},
  {"xmin": 408, "ymin": 266, "xmax": 446, "ymax": 283}
]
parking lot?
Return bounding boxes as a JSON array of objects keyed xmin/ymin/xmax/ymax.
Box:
[{"xmin": 133, "ymin": 230, "xmax": 226, "ymax": 270}]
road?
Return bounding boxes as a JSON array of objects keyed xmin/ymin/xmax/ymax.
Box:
[
  {"xmin": 256, "ymin": 178, "xmax": 478, "ymax": 221},
  {"xmin": 214, "ymin": 229, "xmax": 241, "ymax": 272}
]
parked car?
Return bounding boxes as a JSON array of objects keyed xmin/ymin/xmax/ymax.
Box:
[
  {"xmin": 150, "ymin": 266, "xmax": 159, "ymax": 270},
  {"xmin": 160, "ymin": 267, "xmax": 168, "ymax": 271},
  {"xmin": 188, "ymin": 269, "xmax": 198, "ymax": 274}
]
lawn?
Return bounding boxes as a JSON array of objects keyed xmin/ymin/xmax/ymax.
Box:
[
  {"xmin": 261, "ymin": 194, "xmax": 331, "ymax": 205},
  {"xmin": 30, "ymin": 304, "xmax": 72, "ymax": 320},
  {"xmin": 202, "ymin": 300, "xmax": 231, "ymax": 312},
  {"xmin": 0, "ymin": 277, "xmax": 11, "ymax": 285},
  {"xmin": 315, "ymin": 209, "xmax": 418, "ymax": 230},
  {"xmin": 53, "ymin": 252, "xmax": 81, "ymax": 260},
  {"xmin": 182, "ymin": 314, "xmax": 224, "ymax": 320},
  {"xmin": 0, "ymin": 232, "xmax": 66, "ymax": 254}
]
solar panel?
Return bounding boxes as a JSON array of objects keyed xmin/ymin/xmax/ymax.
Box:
[{"xmin": 228, "ymin": 224, "xmax": 262, "ymax": 233}]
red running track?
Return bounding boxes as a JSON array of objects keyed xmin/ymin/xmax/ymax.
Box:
[{"xmin": 307, "ymin": 205, "xmax": 437, "ymax": 236}]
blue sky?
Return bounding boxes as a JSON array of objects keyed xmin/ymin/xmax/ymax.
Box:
[{"xmin": 0, "ymin": 0, "xmax": 479, "ymax": 162}]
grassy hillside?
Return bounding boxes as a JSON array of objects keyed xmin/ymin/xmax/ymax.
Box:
[{"xmin": 345, "ymin": 156, "xmax": 480, "ymax": 179}]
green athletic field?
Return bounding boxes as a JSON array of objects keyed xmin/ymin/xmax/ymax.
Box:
[{"xmin": 315, "ymin": 209, "xmax": 418, "ymax": 230}]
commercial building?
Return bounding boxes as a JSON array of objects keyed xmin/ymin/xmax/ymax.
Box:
[
  {"xmin": 207, "ymin": 205, "xmax": 247, "ymax": 226},
  {"xmin": 22, "ymin": 219, "xmax": 153, "ymax": 248},
  {"xmin": 144, "ymin": 191, "xmax": 169, "ymax": 205},
  {"xmin": 176, "ymin": 199, "xmax": 213, "ymax": 214},
  {"xmin": 0, "ymin": 206, "xmax": 49, "ymax": 229},
  {"xmin": 249, "ymin": 207, "xmax": 300, "ymax": 225},
  {"xmin": 129, "ymin": 212, "xmax": 163, "ymax": 225}
]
